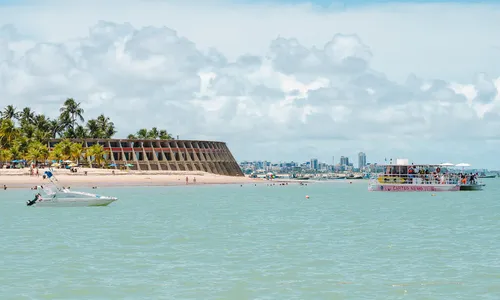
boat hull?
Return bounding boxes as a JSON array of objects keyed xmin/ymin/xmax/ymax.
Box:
[
  {"xmin": 32, "ymin": 197, "xmax": 117, "ymax": 207},
  {"xmin": 368, "ymin": 183, "xmax": 460, "ymax": 192},
  {"xmin": 459, "ymin": 184, "xmax": 485, "ymax": 191}
]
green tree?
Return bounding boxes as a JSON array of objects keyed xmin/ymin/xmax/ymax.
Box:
[
  {"xmin": 59, "ymin": 98, "xmax": 84, "ymax": 133},
  {"xmin": 2, "ymin": 105, "xmax": 18, "ymax": 121},
  {"xmin": 0, "ymin": 119, "xmax": 19, "ymax": 148},
  {"xmin": 18, "ymin": 107, "xmax": 35, "ymax": 125},
  {"xmin": 86, "ymin": 144, "xmax": 107, "ymax": 167},
  {"xmin": 70, "ymin": 142, "xmax": 83, "ymax": 164},
  {"xmin": 128, "ymin": 128, "xmax": 173, "ymax": 140},
  {"xmin": 0, "ymin": 149, "xmax": 13, "ymax": 163},
  {"xmin": 26, "ymin": 141, "xmax": 49, "ymax": 164},
  {"xmin": 159, "ymin": 130, "xmax": 173, "ymax": 140},
  {"xmin": 52, "ymin": 139, "xmax": 73, "ymax": 160}
]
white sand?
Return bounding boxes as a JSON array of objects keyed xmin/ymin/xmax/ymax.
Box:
[{"xmin": 0, "ymin": 168, "xmax": 263, "ymax": 189}]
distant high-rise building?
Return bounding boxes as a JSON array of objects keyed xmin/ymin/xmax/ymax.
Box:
[
  {"xmin": 310, "ymin": 158, "xmax": 319, "ymax": 170},
  {"xmin": 340, "ymin": 156, "xmax": 349, "ymax": 166},
  {"xmin": 358, "ymin": 152, "xmax": 367, "ymax": 169}
]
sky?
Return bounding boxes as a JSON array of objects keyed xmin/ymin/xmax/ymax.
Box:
[{"xmin": 0, "ymin": 0, "xmax": 499, "ymax": 168}]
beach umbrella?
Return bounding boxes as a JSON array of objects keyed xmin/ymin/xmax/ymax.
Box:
[
  {"xmin": 109, "ymin": 163, "xmax": 117, "ymax": 167},
  {"xmin": 51, "ymin": 163, "xmax": 60, "ymax": 167},
  {"xmin": 440, "ymin": 162, "xmax": 454, "ymax": 166},
  {"xmin": 63, "ymin": 160, "xmax": 72, "ymax": 163},
  {"xmin": 69, "ymin": 163, "xmax": 78, "ymax": 167},
  {"xmin": 125, "ymin": 163, "xmax": 134, "ymax": 167}
]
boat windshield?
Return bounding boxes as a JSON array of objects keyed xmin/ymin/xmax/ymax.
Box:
[{"xmin": 40, "ymin": 185, "xmax": 56, "ymax": 195}]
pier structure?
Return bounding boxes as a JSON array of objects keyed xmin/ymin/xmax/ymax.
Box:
[{"xmin": 48, "ymin": 139, "xmax": 244, "ymax": 177}]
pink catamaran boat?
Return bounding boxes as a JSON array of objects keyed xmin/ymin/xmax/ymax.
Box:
[{"xmin": 368, "ymin": 162, "xmax": 461, "ymax": 192}]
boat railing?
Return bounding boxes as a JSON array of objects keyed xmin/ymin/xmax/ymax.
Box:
[{"xmin": 374, "ymin": 173, "xmax": 465, "ymax": 185}]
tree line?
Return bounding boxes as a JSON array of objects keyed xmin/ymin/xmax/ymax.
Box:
[{"xmin": 0, "ymin": 98, "xmax": 175, "ymax": 164}]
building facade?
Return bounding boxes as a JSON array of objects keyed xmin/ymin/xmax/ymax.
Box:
[
  {"xmin": 340, "ymin": 156, "xmax": 349, "ymax": 166},
  {"xmin": 310, "ymin": 158, "xmax": 318, "ymax": 170},
  {"xmin": 358, "ymin": 152, "xmax": 367, "ymax": 170},
  {"xmin": 48, "ymin": 139, "xmax": 244, "ymax": 177}
]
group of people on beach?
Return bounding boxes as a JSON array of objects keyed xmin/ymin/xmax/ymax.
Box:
[{"xmin": 29, "ymin": 166, "xmax": 40, "ymax": 177}]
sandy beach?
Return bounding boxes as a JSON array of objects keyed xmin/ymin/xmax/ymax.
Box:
[{"xmin": 0, "ymin": 168, "xmax": 263, "ymax": 189}]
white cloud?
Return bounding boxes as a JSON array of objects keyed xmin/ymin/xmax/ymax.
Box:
[{"xmin": 0, "ymin": 0, "xmax": 499, "ymax": 167}]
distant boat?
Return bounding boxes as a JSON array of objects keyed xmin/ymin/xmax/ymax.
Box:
[{"xmin": 478, "ymin": 173, "xmax": 496, "ymax": 179}]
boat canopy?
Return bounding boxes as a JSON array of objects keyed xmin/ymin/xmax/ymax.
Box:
[{"xmin": 375, "ymin": 163, "xmax": 446, "ymax": 167}]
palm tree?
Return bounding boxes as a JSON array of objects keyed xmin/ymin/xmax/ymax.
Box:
[
  {"xmin": 9, "ymin": 142, "xmax": 22, "ymax": 161},
  {"xmin": 59, "ymin": 98, "xmax": 84, "ymax": 132},
  {"xmin": 86, "ymin": 119, "xmax": 100, "ymax": 138},
  {"xmin": 18, "ymin": 107, "xmax": 35, "ymax": 124},
  {"xmin": 87, "ymin": 144, "xmax": 107, "ymax": 167},
  {"xmin": 70, "ymin": 142, "xmax": 83, "ymax": 164},
  {"xmin": 0, "ymin": 119, "xmax": 19, "ymax": 148},
  {"xmin": 96, "ymin": 114, "xmax": 116, "ymax": 138},
  {"xmin": 62, "ymin": 128, "xmax": 76, "ymax": 139},
  {"xmin": 20, "ymin": 123, "xmax": 36, "ymax": 140},
  {"xmin": 2, "ymin": 105, "xmax": 18, "ymax": 121},
  {"xmin": 159, "ymin": 130, "xmax": 173, "ymax": 140},
  {"xmin": 49, "ymin": 148, "xmax": 63, "ymax": 162},
  {"xmin": 52, "ymin": 139, "xmax": 73, "ymax": 160},
  {"xmin": 0, "ymin": 149, "xmax": 13, "ymax": 164},
  {"xmin": 147, "ymin": 127, "xmax": 159, "ymax": 139},
  {"xmin": 26, "ymin": 141, "xmax": 49, "ymax": 164},
  {"xmin": 74, "ymin": 125, "xmax": 88, "ymax": 138},
  {"xmin": 136, "ymin": 128, "xmax": 148, "ymax": 139},
  {"xmin": 49, "ymin": 119, "xmax": 65, "ymax": 138},
  {"xmin": 127, "ymin": 128, "xmax": 173, "ymax": 140},
  {"xmin": 32, "ymin": 114, "xmax": 51, "ymax": 132},
  {"xmin": 33, "ymin": 129, "xmax": 52, "ymax": 144}
]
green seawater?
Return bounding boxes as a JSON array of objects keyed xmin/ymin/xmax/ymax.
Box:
[{"xmin": 1, "ymin": 180, "xmax": 500, "ymax": 299}]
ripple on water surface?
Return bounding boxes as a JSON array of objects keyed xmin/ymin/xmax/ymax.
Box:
[{"xmin": 1, "ymin": 182, "xmax": 500, "ymax": 299}]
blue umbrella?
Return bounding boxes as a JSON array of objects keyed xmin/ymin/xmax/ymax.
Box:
[{"xmin": 109, "ymin": 163, "xmax": 117, "ymax": 167}]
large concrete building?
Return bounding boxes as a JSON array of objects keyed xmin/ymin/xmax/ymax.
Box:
[{"xmin": 48, "ymin": 139, "xmax": 244, "ymax": 177}]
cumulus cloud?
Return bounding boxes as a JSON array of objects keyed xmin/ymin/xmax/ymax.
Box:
[{"xmin": 0, "ymin": 1, "xmax": 499, "ymax": 166}]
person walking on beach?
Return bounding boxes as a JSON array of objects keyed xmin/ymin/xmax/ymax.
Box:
[
  {"xmin": 193, "ymin": 177, "xmax": 196, "ymax": 184},
  {"xmin": 185, "ymin": 176, "xmax": 189, "ymax": 184}
]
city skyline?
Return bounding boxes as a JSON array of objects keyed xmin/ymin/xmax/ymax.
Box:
[
  {"xmin": 238, "ymin": 154, "xmax": 496, "ymax": 171},
  {"xmin": 0, "ymin": 0, "xmax": 498, "ymax": 168}
]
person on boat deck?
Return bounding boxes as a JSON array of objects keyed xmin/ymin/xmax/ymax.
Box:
[
  {"xmin": 31, "ymin": 193, "xmax": 42, "ymax": 202},
  {"xmin": 469, "ymin": 174, "xmax": 476, "ymax": 184}
]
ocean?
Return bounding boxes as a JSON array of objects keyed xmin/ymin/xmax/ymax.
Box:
[{"xmin": 1, "ymin": 180, "xmax": 499, "ymax": 299}]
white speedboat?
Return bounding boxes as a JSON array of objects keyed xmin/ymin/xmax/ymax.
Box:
[{"xmin": 27, "ymin": 171, "xmax": 117, "ymax": 207}]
